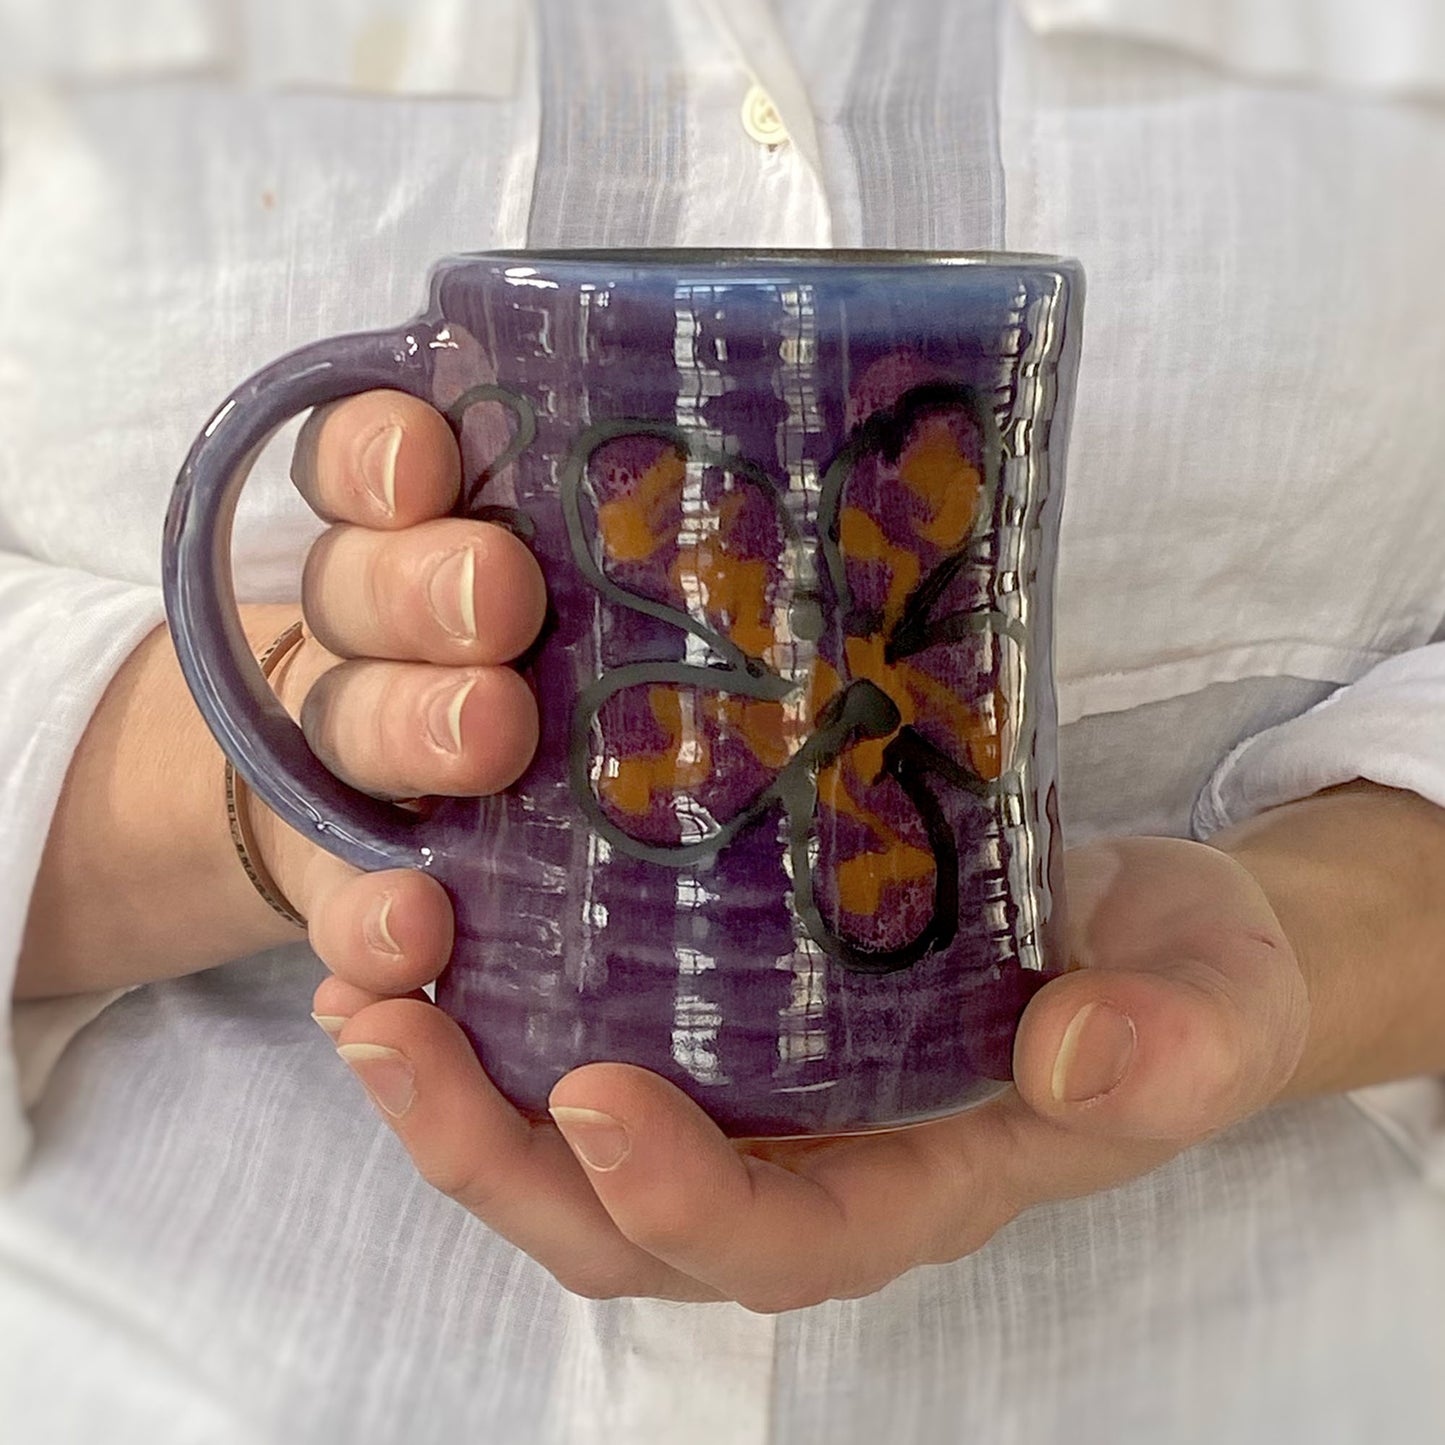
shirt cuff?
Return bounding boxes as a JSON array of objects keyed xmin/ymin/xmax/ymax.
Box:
[
  {"xmin": 1191, "ymin": 643, "xmax": 1445, "ymax": 1184},
  {"xmin": 1192, "ymin": 643, "xmax": 1445, "ymax": 835},
  {"xmin": 0, "ymin": 556, "xmax": 166, "ymax": 1186},
  {"xmin": 12, "ymin": 990, "xmax": 129, "ymax": 1108}
]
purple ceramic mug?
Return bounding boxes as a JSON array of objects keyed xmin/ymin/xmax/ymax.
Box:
[{"xmin": 164, "ymin": 250, "xmax": 1083, "ymax": 1137}]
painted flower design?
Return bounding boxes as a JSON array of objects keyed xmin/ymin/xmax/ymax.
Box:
[{"xmin": 564, "ymin": 377, "xmax": 1025, "ymax": 974}]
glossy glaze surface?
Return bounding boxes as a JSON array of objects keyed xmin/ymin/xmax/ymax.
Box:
[{"xmin": 165, "ymin": 251, "xmax": 1083, "ymax": 1135}]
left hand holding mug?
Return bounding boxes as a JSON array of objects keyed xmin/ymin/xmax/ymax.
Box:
[
  {"xmin": 248, "ymin": 388, "xmax": 545, "ymax": 997},
  {"xmin": 317, "ymin": 829, "xmax": 1312, "ymax": 1308}
]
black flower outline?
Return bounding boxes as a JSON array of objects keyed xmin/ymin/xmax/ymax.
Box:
[{"xmin": 562, "ymin": 382, "xmax": 1030, "ymax": 976}]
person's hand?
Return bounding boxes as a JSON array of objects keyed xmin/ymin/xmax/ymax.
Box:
[
  {"xmin": 289, "ymin": 454, "xmax": 1315, "ymax": 1306},
  {"xmin": 318, "ymin": 837, "xmax": 1312, "ymax": 1306},
  {"xmin": 280, "ymin": 393, "xmax": 1444, "ymax": 1312},
  {"xmin": 251, "ymin": 389, "xmax": 545, "ymax": 1009},
  {"xmin": 16, "ymin": 387, "xmax": 548, "ymax": 1000}
]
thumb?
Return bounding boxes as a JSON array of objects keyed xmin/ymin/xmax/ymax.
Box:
[{"xmin": 1012, "ymin": 840, "xmax": 1310, "ymax": 1142}]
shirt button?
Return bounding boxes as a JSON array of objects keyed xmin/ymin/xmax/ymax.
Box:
[{"xmin": 741, "ymin": 83, "xmax": 789, "ymax": 147}]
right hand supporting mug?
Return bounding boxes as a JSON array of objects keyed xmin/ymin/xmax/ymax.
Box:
[{"xmin": 165, "ymin": 250, "xmax": 1084, "ymax": 1137}]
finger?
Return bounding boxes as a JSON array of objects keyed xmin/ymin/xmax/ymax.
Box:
[
  {"xmin": 300, "ymin": 854, "xmax": 455, "ymax": 996},
  {"xmin": 547, "ymin": 1066, "xmax": 1183, "ymax": 1311},
  {"xmin": 547, "ymin": 1064, "xmax": 1028, "ymax": 1312},
  {"xmin": 291, "ymin": 390, "xmax": 460, "ymax": 529},
  {"xmin": 311, "ymin": 975, "xmax": 428, "ymax": 1038},
  {"xmin": 1012, "ymin": 839, "xmax": 1309, "ymax": 1140},
  {"xmin": 303, "ymin": 519, "xmax": 547, "ymax": 666},
  {"xmin": 299, "ymin": 658, "xmax": 538, "ymax": 799},
  {"xmin": 334, "ymin": 1001, "xmax": 721, "ymax": 1302}
]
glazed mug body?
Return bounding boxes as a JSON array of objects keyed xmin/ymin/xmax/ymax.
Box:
[{"xmin": 165, "ymin": 250, "xmax": 1083, "ymax": 1136}]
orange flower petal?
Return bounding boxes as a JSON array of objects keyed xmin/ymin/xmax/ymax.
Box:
[
  {"xmin": 838, "ymin": 505, "xmax": 920, "ymax": 629},
  {"xmin": 599, "ymin": 685, "xmax": 713, "ymax": 817},
  {"xmin": 899, "ymin": 417, "xmax": 983, "ymax": 549},
  {"xmin": 834, "ymin": 841, "xmax": 935, "ymax": 918},
  {"xmin": 596, "ymin": 448, "xmax": 687, "ymax": 562}
]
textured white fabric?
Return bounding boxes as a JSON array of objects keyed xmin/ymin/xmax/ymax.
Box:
[
  {"xmin": 0, "ymin": 560, "xmax": 164, "ymax": 1181},
  {"xmin": 1194, "ymin": 643, "xmax": 1445, "ymax": 834},
  {"xmin": 244, "ymin": 0, "xmax": 526, "ymax": 100},
  {"xmin": 696, "ymin": 0, "xmax": 829, "ymax": 186},
  {"xmin": 1, "ymin": 0, "xmax": 1444, "ymax": 1440},
  {"xmin": 1000, "ymin": 2, "xmax": 1445, "ymax": 724},
  {"xmin": 774, "ymin": 0, "xmax": 1007, "ymax": 250},
  {"xmin": 1020, "ymin": 0, "xmax": 1445, "ymax": 97},
  {"xmin": 1, "ymin": 0, "xmax": 526, "ymax": 95},
  {"xmin": 0, "ymin": 0, "xmax": 223, "ymax": 81}
]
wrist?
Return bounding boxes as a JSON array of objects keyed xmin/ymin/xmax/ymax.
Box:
[
  {"xmin": 16, "ymin": 604, "xmax": 304, "ymax": 999},
  {"xmin": 225, "ymin": 619, "xmax": 310, "ymax": 931},
  {"xmin": 180, "ymin": 605, "xmax": 312, "ymax": 959},
  {"xmin": 193, "ymin": 606, "xmax": 317, "ymax": 963}
]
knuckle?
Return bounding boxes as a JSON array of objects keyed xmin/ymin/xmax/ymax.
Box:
[
  {"xmin": 551, "ymin": 1261, "xmax": 636, "ymax": 1303},
  {"xmin": 298, "ymin": 666, "xmax": 345, "ymax": 758},
  {"xmin": 916, "ymin": 1216, "xmax": 997, "ymax": 1268},
  {"xmin": 735, "ymin": 1281, "xmax": 830, "ymax": 1316},
  {"xmin": 424, "ymin": 1157, "xmax": 501, "ymax": 1213},
  {"xmin": 380, "ymin": 665, "xmax": 476, "ymax": 795},
  {"xmin": 832, "ymin": 1270, "xmax": 906, "ymax": 1303},
  {"xmin": 309, "ymin": 663, "xmax": 389, "ymax": 784},
  {"xmin": 363, "ymin": 536, "xmax": 407, "ymax": 641},
  {"xmin": 300, "ymin": 529, "xmax": 349, "ymax": 648},
  {"xmin": 290, "ymin": 402, "xmax": 339, "ymax": 507},
  {"xmin": 615, "ymin": 1205, "xmax": 704, "ymax": 1259},
  {"xmin": 908, "ymin": 1141, "xmax": 1007, "ymax": 1265},
  {"xmin": 378, "ymin": 663, "xmax": 424, "ymax": 736}
]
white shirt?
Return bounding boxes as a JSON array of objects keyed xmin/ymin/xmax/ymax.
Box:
[{"xmin": 2, "ymin": 2, "xmax": 1444, "ymax": 1441}]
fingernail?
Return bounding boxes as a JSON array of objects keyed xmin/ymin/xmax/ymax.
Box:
[
  {"xmin": 363, "ymin": 893, "xmax": 402, "ymax": 956},
  {"xmin": 1051, "ymin": 1002, "xmax": 1136, "ymax": 1103},
  {"xmin": 427, "ymin": 549, "xmax": 478, "ymax": 641},
  {"xmin": 425, "ymin": 677, "xmax": 476, "ymax": 755},
  {"xmin": 338, "ymin": 1043, "xmax": 416, "ymax": 1117},
  {"xmin": 360, "ymin": 423, "xmax": 402, "ymax": 517},
  {"xmin": 549, "ymin": 1105, "xmax": 631, "ymax": 1172},
  {"xmin": 311, "ymin": 1012, "xmax": 346, "ymax": 1039}
]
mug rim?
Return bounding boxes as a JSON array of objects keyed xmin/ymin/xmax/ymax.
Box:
[{"xmin": 448, "ymin": 247, "xmax": 1079, "ymax": 270}]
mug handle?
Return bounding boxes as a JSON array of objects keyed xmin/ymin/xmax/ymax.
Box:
[{"xmin": 163, "ymin": 327, "xmax": 436, "ymax": 875}]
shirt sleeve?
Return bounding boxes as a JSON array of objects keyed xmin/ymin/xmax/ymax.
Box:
[
  {"xmin": 1192, "ymin": 643, "xmax": 1445, "ymax": 829},
  {"xmin": 0, "ymin": 551, "xmax": 165, "ymax": 1186},
  {"xmin": 1191, "ymin": 642, "xmax": 1445, "ymax": 1186}
]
